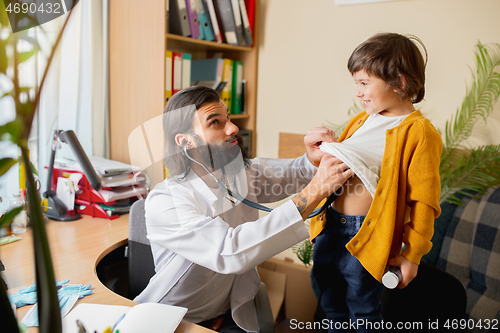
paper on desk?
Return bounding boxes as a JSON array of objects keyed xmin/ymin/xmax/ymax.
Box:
[
  {"xmin": 55, "ymin": 156, "xmax": 140, "ymax": 176},
  {"xmin": 62, "ymin": 303, "xmax": 187, "ymax": 333}
]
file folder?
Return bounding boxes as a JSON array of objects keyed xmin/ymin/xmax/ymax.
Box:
[
  {"xmin": 221, "ymin": 58, "xmax": 234, "ymax": 112},
  {"xmin": 238, "ymin": 0, "xmax": 253, "ymax": 46},
  {"xmin": 185, "ymin": 0, "xmax": 201, "ymax": 39},
  {"xmin": 165, "ymin": 51, "xmax": 173, "ymax": 103},
  {"xmin": 244, "ymin": 0, "xmax": 255, "ymax": 34},
  {"xmin": 204, "ymin": 0, "xmax": 223, "ymax": 43},
  {"xmin": 169, "ymin": 0, "xmax": 191, "ymax": 37},
  {"xmin": 197, "ymin": 0, "xmax": 214, "ymax": 41},
  {"xmin": 213, "ymin": 0, "xmax": 239, "ymax": 46},
  {"xmin": 231, "ymin": 60, "xmax": 244, "ymax": 114},
  {"xmin": 230, "ymin": 0, "xmax": 246, "ymax": 46},
  {"xmin": 191, "ymin": 58, "xmax": 225, "ymax": 89},
  {"xmin": 181, "ymin": 53, "xmax": 192, "ymax": 90},
  {"xmin": 172, "ymin": 52, "xmax": 183, "ymax": 95}
]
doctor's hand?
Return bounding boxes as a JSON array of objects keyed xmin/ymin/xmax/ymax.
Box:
[
  {"xmin": 292, "ymin": 155, "xmax": 353, "ymax": 220},
  {"xmin": 387, "ymin": 255, "xmax": 419, "ymax": 289},
  {"xmin": 304, "ymin": 126, "xmax": 337, "ymax": 167}
]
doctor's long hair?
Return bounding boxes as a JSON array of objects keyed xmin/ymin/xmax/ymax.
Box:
[{"xmin": 163, "ymin": 86, "xmax": 221, "ymax": 179}]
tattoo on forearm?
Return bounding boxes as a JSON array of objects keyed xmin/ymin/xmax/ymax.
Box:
[{"xmin": 293, "ymin": 194, "xmax": 307, "ymax": 215}]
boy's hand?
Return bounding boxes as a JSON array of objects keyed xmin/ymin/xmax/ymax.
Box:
[
  {"xmin": 304, "ymin": 126, "xmax": 337, "ymax": 167},
  {"xmin": 387, "ymin": 255, "xmax": 419, "ymax": 288}
]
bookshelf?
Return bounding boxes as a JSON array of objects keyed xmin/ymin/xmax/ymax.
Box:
[{"xmin": 109, "ymin": 0, "xmax": 259, "ymax": 187}]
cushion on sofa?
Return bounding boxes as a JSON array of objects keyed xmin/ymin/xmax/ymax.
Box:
[{"xmin": 437, "ymin": 187, "xmax": 500, "ymax": 331}]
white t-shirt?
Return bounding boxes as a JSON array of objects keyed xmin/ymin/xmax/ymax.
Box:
[{"xmin": 320, "ymin": 114, "xmax": 407, "ymax": 197}]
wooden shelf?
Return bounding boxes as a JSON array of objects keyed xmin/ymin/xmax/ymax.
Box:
[
  {"xmin": 110, "ymin": 0, "xmax": 259, "ymax": 186},
  {"xmin": 167, "ymin": 33, "xmax": 253, "ymax": 52},
  {"xmin": 230, "ymin": 114, "xmax": 250, "ymax": 120}
]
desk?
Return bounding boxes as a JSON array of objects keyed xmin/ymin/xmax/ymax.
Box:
[{"xmin": 0, "ymin": 214, "xmax": 212, "ymax": 332}]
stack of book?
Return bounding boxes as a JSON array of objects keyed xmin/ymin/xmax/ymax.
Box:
[
  {"xmin": 168, "ymin": 0, "xmax": 255, "ymax": 47},
  {"xmin": 52, "ymin": 157, "xmax": 146, "ymax": 220}
]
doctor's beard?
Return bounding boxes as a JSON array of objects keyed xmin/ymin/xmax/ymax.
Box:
[{"xmin": 191, "ymin": 134, "xmax": 251, "ymax": 177}]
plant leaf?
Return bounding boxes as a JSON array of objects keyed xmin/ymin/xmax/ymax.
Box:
[
  {"xmin": 0, "ymin": 206, "xmax": 23, "ymax": 229},
  {"xmin": 17, "ymin": 50, "xmax": 37, "ymax": 64},
  {"xmin": 442, "ymin": 42, "xmax": 500, "ymax": 158},
  {"xmin": 440, "ymin": 145, "xmax": 500, "ymax": 205},
  {"xmin": 0, "ymin": 119, "xmax": 23, "ymax": 143},
  {"xmin": 0, "ymin": 39, "xmax": 7, "ymax": 74},
  {"xmin": 0, "ymin": 157, "xmax": 17, "ymax": 176},
  {"xmin": 30, "ymin": 161, "xmax": 38, "ymax": 176}
]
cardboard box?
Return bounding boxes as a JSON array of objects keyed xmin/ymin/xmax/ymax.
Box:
[{"xmin": 258, "ymin": 257, "xmax": 317, "ymax": 323}]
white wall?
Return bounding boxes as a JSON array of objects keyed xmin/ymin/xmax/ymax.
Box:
[{"xmin": 256, "ymin": 0, "xmax": 500, "ymax": 158}]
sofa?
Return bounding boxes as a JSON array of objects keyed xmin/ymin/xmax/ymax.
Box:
[{"xmin": 422, "ymin": 186, "xmax": 500, "ymax": 332}]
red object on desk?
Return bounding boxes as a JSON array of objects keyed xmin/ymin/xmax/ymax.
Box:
[
  {"xmin": 75, "ymin": 199, "xmax": 119, "ymax": 220},
  {"xmin": 48, "ymin": 167, "xmax": 119, "ymax": 220}
]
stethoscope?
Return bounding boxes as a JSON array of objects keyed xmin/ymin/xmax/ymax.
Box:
[{"xmin": 183, "ymin": 146, "xmax": 337, "ymax": 218}]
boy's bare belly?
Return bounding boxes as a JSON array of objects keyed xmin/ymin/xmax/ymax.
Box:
[{"xmin": 332, "ymin": 175, "xmax": 373, "ymax": 216}]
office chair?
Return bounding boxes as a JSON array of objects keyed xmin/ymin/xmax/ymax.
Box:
[
  {"xmin": 127, "ymin": 199, "xmax": 276, "ymax": 332},
  {"xmin": 127, "ymin": 199, "xmax": 156, "ymax": 300}
]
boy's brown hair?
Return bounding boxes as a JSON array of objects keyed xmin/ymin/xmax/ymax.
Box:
[{"xmin": 347, "ymin": 32, "xmax": 427, "ymax": 103}]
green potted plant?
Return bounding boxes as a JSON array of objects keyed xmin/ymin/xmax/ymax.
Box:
[
  {"xmin": 293, "ymin": 41, "xmax": 500, "ymax": 267},
  {"xmin": 0, "ymin": 3, "xmax": 73, "ymax": 332}
]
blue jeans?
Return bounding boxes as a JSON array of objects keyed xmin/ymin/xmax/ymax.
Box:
[{"xmin": 312, "ymin": 207, "xmax": 384, "ymax": 332}]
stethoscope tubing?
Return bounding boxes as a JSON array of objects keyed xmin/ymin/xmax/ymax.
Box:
[{"xmin": 183, "ymin": 146, "xmax": 336, "ymax": 218}]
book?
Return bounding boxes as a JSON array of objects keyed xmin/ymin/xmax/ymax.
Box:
[
  {"xmin": 204, "ymin": 0, "xmax": 223, "ymax": 43},
  {"xmin": 172, "ymin": 51, "xmax": 183, "ymax": 95},
  {"xmin": 181, "ymin": 53, "xmax": 192, "ymax": 90},
  {"xmin": 244, "ymin": 0, "xmax": 255, "ymax": 34},
  {"xmin": 62, "ymin": 303, "xmax": 187, "ymax": 333},
  {"xmin": 221, "ymin": 58, "xmax": 234, "ymax": 112},
  {"xmin": 191, "ymin": 57, "xmax": 225, "ymax": 89},
  {"xmin": 168, "ymin": 0, "xmax": 191, "ymax": 37},
  {"xmin": 231, "ymin": 60, "xmax": 244, "ymax": 114},
  {"xmin": 230, "ymin": 0, "xmax": 246, "ymax": 46},
  {"xmin": 213, "ymin": 0, "xmax": 239, "ymax": 45},
  {"xmin": 165, "ymin": 51, "xmax": 173, "ymax": 103},
  {"xmin": 196, "ymin": 0, "xmax": 214, "ymax": 41},
  {"xmin": 238, "ymin": 0, "xmax": 253, "ymax": 46},
  {"xmin": 185, "ymin": 0, "xmax": 201, "ymax": 39}
]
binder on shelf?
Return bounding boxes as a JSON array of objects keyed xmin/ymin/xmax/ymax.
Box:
[
  {"xmin": 185, "ymin": 0, "xmax": 201, "ymax": 39},
  {"xmin": 172, "ymin": 52, "xmax": 183, "ymax": 95},
  {"xmin": 196, "ymin": 0, "xmax": 214, "ymax": 41},
  {"xmin": 191, "ymin": 58, "xmax": 225, "ymax": 89},
  {"xmin": 181, "ymin": 53, "xmax": 192, "ymax": 89},
  {"xmin": 221, "ymin": 58, "xmax": 234, "ymax": 112},
  {"xmin": 166, "ymin": 0, "xmax": 170, "ymax": 33},
  {"xmin": 244, "ymin": 0, "xmax": 255, "ymax": 34},
  {"xmin": 231, "ymin": 60, "xmax": 244, "ymax": 114},
  {"xmin": 230, "ymin": 0, "xmax": 246, "ymax": 46},
  {"xmin": 165, "ymin": 51, "xmax": 173, "ymax": 103},
  {"xmin": 238, "ymin": 0, "xmax": 253, "ymax": 46},
  {"xmin": 240, "ymin": 79, "xmax": 247, "ymax": 114},
  {"xmin": 213, "ymin": 0, "xmax": 239, "ymax": 46},
  {"xmin": 204, "ymin": 0, "xmax": 223, "ymax": 43},
  {"xmin": 169, "ymin": 0, "xmax": 191, "ymax": 37}
]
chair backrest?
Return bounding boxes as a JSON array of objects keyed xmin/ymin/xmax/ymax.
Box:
[{"xmin": 128, "ymin": 199, "xmax": 156, "ymax": 299}]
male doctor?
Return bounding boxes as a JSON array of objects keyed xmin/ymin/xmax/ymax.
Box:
[{"xmin": 134, "ymin": 86, "xmax": 354, "ymax": 332}]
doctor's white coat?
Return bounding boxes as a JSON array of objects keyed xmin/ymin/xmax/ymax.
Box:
[{"xmin": 134, "ymin": 154, "xmax": 316, "ymax": 331}]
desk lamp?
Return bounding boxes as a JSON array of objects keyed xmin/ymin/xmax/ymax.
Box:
[{"xmin": 43, "ymin": 130, "xmax": 101, "ymax": 221}]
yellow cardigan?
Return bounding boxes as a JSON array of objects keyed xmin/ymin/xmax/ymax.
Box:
[{"xmin": 310, "ymin": 110, "xmax": 442, "ymax": 282}]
